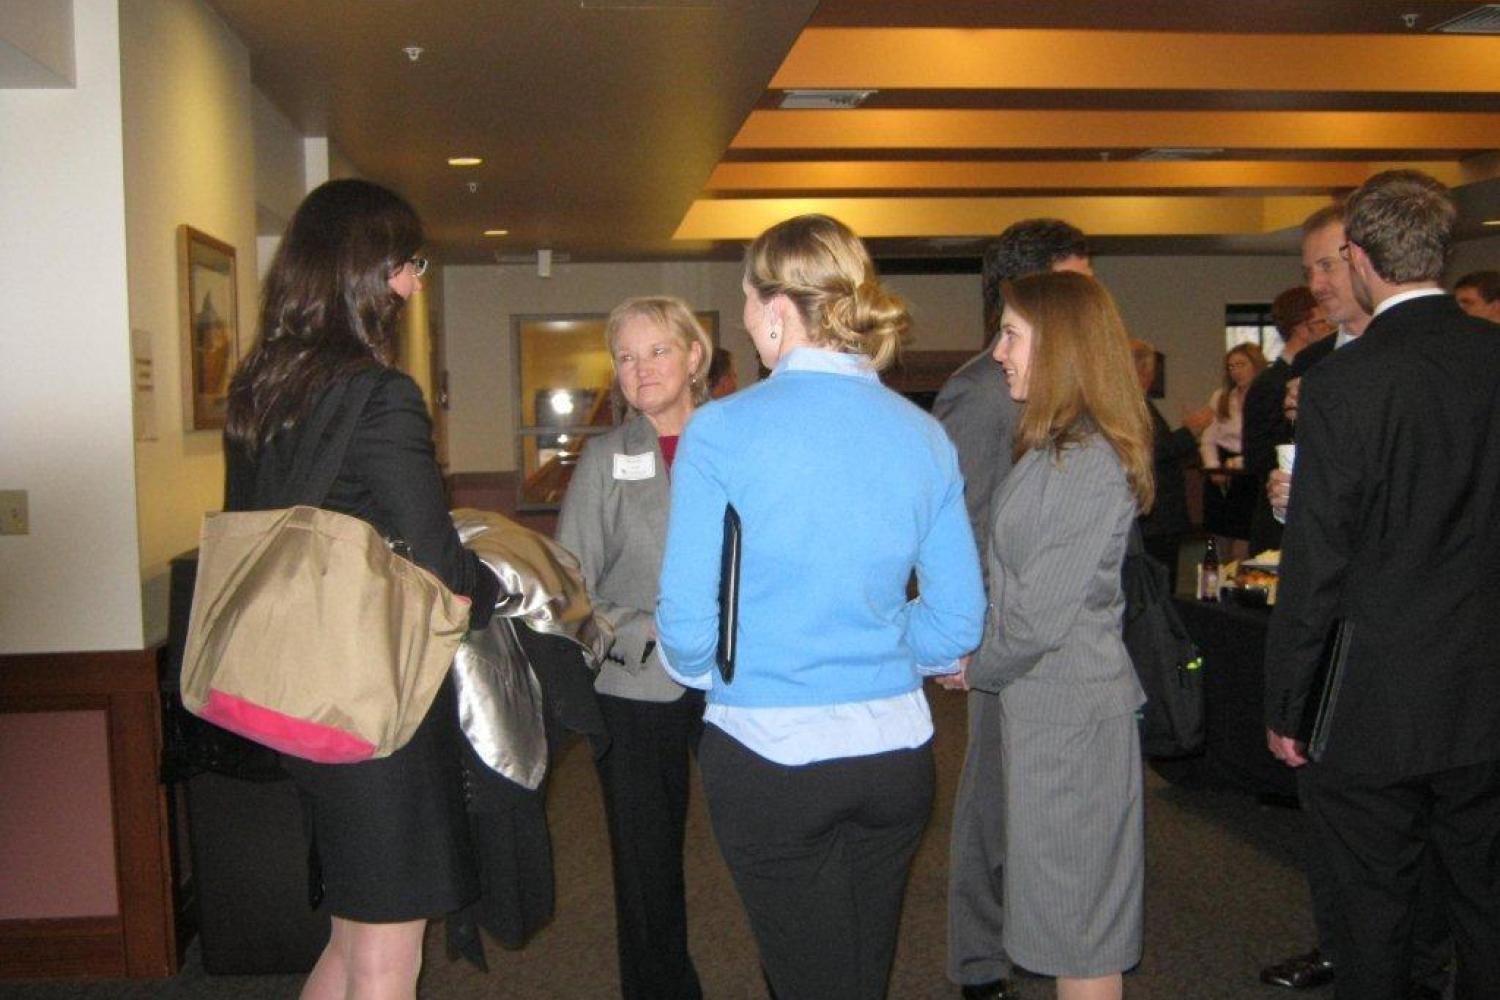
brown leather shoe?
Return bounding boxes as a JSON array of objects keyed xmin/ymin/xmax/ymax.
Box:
[{"xmin": 1259, "ymin": 949, "xmax": 1336, "ymax": 989}]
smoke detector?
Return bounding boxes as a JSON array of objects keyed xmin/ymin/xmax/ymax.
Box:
[{"xmin": 779, "ymin": 89, "xmax": 877, "ymax": 110}]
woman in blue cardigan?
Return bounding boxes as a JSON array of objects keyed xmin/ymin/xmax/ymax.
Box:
[{"xmin": 656, "ymin": 214, "xmax": 986, "ymax": 1000}]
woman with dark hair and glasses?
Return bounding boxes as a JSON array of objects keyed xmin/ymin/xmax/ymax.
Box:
[{"xmin": 224, "ymin": 179, "xmax": 499, "ymax": 1000}]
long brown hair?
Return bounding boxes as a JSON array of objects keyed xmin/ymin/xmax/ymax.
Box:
[
  {"xmin": 226, "ymin": 179, "xmax": 422, "ymax": 452},
  {"xmin": 1004, "ymin": 271, "xmax": 1155, "ymax": 513}
]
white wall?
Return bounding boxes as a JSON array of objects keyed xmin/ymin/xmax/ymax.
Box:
[
  {"xmin": 441, "ymin": 253, "xmax": 1302, "ymax": 472},
  {"xmin": 252, "ymin": 86, "xmax": 304, "ymax": 235},
  {"xmin": 0, "ymin": 0, "xmax": 141, "ymax": 652},
  {"xmin": 443, "ymin": 261, "xmax": 755, "ymax": 472},
  {"xmin": 121, "ymin": 0, "xmax": 258, "ymax": 643},
  {"xmin": 1093, "ymin": 254, "xmax": 1304, "ymax": 419}
]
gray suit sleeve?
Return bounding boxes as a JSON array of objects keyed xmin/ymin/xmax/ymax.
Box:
[
  {"xmin": 554, "ymin": 438, "xmax": 654, "ymax": 673},
  {"xmin": 968, "ymin": 446, "xmax": 1123, "ymax": 693},
  {"xmin": 933, "ymin": 354, "xmax": 1016, "ymax": 556}
]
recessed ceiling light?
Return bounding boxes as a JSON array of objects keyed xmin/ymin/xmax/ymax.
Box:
[
  {"xmin": 448, "ymin": 157, "xmax": 483, "ymax": 167},
  {"xmin": 483, "ymin": 229, "xmax": 509, "ymax": 236}
]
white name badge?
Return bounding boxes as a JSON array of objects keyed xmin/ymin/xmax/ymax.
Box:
[{"xmin": 613, "ymin": 452, "xmax": 656, "ymax": 481}]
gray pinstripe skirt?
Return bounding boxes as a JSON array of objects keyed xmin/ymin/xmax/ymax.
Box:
[{"xmin": 998, "ymin": 707, "xmax": 1144, "ymax": 978}]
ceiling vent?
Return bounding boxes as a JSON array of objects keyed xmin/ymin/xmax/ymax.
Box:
[
  {"xmin": 1134, "ymin": 147, "xmax": 1226, "ymax": 161},
  {"xmin": 1434, "ymin": 4, "xmax": 1500, "ymax": 32},
  {"xmin": 779, "ymin": 89, "xmax": 877, "ymax": 110}
]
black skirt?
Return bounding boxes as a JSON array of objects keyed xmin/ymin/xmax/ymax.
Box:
[{"xmin": 280, "ymin": 677, "xmax": 478, "ymax": 922}]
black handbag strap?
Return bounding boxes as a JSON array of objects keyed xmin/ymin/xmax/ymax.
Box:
[{"xmin": 268, "ymin": 369, "xmax": 383, "ymax": 510}]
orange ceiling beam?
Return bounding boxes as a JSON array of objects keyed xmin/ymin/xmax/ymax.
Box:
[
  {"xmin": 770, "ymin": 29, "xmax": 1500, "ymax": 93},
  {"xmin": 673, "ymin": 195, "xmax": 1330, "ymax": 241},
  {"xmin": 704, "ymin": 161, "xmax": 1468, "ymax": 192},
  {"xmin": 731, "ymin": 109, "xmax": 1500, "ymax": 150}
]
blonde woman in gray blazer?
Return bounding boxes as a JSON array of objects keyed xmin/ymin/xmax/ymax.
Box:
[
  {"xmin": 941, "ymin": 272, "xmax": 1154, "ymax": 1000},
  {"xmin": 556, "ymin": 296, "xmax": 714, "ymax": 1000}
]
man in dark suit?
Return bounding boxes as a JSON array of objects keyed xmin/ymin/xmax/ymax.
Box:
[
  {"xmin": 938, "ymin": 218, "xmax": 1090, "ymax": 1000},
  {"xmin": 1262, "ymin": 206, "xmax": 1451, "ymax": 999},
  {"xmin": 1241, "ymin": 286, "xmax": 1330, "ymax": 554},
  {"xmin": 1130, "ymin": 339, "xmax": 1212, "ymax": 592},
  {"xmin": 1264, "ymin": 169, "xmax": 1500, "ymax": 1000}
]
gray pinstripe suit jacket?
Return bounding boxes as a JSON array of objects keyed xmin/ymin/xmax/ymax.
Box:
[
  {"xmin": 555, "ymin": 413, "xmax": 687, "ymax": 703},
  {"xmin": 969, "ymin": 435, "xmax": 1145, "ymax": 723}
]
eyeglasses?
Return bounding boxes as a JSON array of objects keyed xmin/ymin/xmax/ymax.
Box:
[{"xmin": 406, "ymin": 256, "xmax": 429, "ymax": 277}]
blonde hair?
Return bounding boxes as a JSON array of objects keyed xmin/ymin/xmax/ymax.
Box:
[
  {"xmin": 743, "ymin": 214, "xmax": 909, "ymax": 371},
  {"xmin": 1004, "ymin": 272, "xmax": 1155, "ymax": 513},
  {"xmin": 1216, "ymin": 342, "xmax": 1267, "ymax": 419},
  {"xmin": 604, "ymin": 296, "xmax": 714, "ymax": 407}
]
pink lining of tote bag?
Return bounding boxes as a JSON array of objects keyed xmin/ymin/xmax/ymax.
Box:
[{"xmin": 199, "ymin": 688, "xmax": 378, "ymax": 764}]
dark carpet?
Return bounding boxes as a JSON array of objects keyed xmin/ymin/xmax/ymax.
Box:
[{"xmin": 2, "ymin": 684, "xmax": 1322, "ymax": 999}]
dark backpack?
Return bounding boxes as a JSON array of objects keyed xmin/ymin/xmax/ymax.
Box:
[{"xmin": 1122, "ymin": 527, "xmax": 1205, "ymax": 758}]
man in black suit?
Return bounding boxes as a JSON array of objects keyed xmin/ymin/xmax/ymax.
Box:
[
  {"xmin": 1130, "ymin": 339, "xmax": 1212, "ymax": 592},
  {"xmin": 1264, "ymin": 169, "xmax": 1500, "ymax": 1000},
  {"xmin": 1242, "ymin": 286, "xmax": 1330, "ymax": 554},
  {"xmin": 1262, "ymin": 206, "xmax": 1451, "ymax": 999}
]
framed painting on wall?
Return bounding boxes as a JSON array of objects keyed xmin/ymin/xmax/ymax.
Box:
[{"xmin": 178, "ymin": 226, "xmax": 239, "ymax": 431}]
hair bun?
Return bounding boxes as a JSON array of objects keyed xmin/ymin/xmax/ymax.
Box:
[{"xmin": 822, "ymin": 279, "xmax": 909, "ymax": 370}]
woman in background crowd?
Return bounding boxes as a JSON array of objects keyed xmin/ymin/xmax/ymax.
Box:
[
  {"xmin": 555, "ymin": 296, "xmax": 713, "ymax": 1000},
  {"xmin": 656, "ymin": 214, "xmax": 985, "ymax": 1000},
  {"xmin": 224, "ymin": 179, "xmax": 501, "ymax": 1000},
  {"xmin": 1199, "ymin": 342, "xmax": 1267, "ymax": 561},
  {"xmin": 942, "ymin": 271, "xmax": 1153, "ymax": 1000}
]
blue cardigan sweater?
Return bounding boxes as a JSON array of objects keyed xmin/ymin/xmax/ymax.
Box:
[{"xmin": 656, "ymin": 348, "xmax": 985, "ymax": 708}]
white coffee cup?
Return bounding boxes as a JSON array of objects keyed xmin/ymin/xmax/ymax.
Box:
[{"xmin": 1273, "ymin": 444, "xmax": 1296, "ymax": 523}]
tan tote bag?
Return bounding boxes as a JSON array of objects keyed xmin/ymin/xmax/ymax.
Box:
[{"xmin": 180, "ymin": 504, "xmax": 472, "ymax": 763}]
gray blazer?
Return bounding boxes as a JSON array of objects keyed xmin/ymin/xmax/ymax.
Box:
[
  {"xmin": 969, "ymin": 435, "xmax": 1145, "ymax": 724},
  {"xmin": 933, "ymin": 346, "xmax": 1020, "ymax": 557},
  {"xmin": 555, "ymin": 414, "xmax": 686, "ymax": 702}
]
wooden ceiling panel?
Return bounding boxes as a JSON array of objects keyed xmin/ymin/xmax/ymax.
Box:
[
  {"xmin": 770, "ymin": 29, "xmax": 1500, "ymax": 93},
  {"xmin": 199, "ymin": 2, "xmax": 1500, "ymax": 259}
]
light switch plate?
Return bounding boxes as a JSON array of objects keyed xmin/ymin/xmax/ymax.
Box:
[{"xmin": 0, "ymin": 490, "xmax": 29, "ymax": 535}]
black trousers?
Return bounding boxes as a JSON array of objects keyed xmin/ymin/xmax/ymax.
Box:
[
  {"xmin": 1299, "ymin": 757, "xmax": 1500, "ymax": 1000},
  {"xmin": 595, "ymin": 691, "xmax": 705, "ymax": 1000},
  {"xmin": 1298, "ymin": 764, "xmax": 1452, "ymax": 988},
  {"xmin": 699, "ymin": 726, "xmax": 934, "ymax": 1000}
]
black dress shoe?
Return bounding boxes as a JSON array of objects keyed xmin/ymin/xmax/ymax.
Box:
[
  {"xmin": 1260, "ymin": 948, "xmax": 1336, "ymax": 989},
  {"xmin": 961, "ymin": 980, "xmax": 1020, "ymax": 1000}
]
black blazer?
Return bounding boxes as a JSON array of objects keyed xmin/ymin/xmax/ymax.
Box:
[
  {"xmin": 225, "ymin": 367, "xmax": 498, "ymax": 630},
  {"xmin": 1264, "ymin": 294, "xmax": 1500, "ymax": 776},
  {"xmin": 1138, "ymin": 400, "xmax": 1195, "ymax": 540}
]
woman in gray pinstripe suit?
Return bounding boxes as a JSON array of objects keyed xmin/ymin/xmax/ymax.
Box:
[
  {"xmin": 555, "ymin": 296, "xmax": 714, "ymax": 1000},
  {"xmin": 941, "ymin": 271, "xmax": 1154, "ymax": 1000}
]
